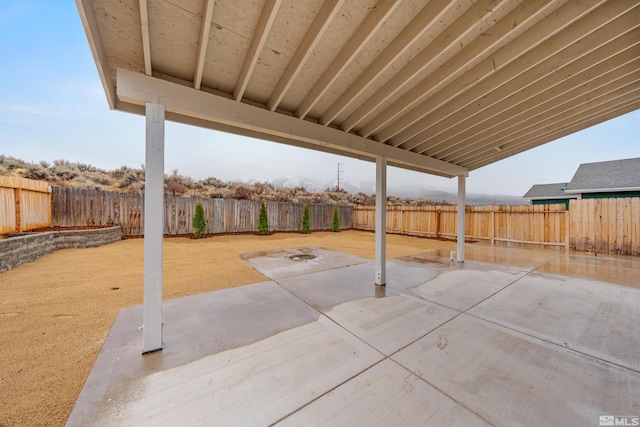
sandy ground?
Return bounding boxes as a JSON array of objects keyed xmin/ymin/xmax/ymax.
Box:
[{"xmin": 0, "ymin": 231, "xmax": 455, "ymax": 427}]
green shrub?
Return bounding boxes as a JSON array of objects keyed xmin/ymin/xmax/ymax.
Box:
[
  {"xmin": 301, "ymin": 204, "xmax": 311, "ymax": 234},
  {"xmin": 192, "ymin": 202, "xmax": 207, "ymax": 238},
  {"xmin": 258, "ymin": 201, "xmax": 269, "ymax": 235},
  {"xmin": 332, "ymin": 205, "xmax": 340, "ymax": 232}
]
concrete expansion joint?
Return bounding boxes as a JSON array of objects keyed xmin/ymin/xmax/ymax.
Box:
[
  {"xmin": 386, "ymin": 357, "xmax": 496, "ymax": 426},
  {"xmin": 467, "ymin": 311, "xmax": 640, "ymax": 376},
  {"xmin": 272, "ymin": 358, "xmax": 391, "ymax": 426},
  {"xmin": 270, "ymin": 276, "xmax": 376, "ymax": 354}
]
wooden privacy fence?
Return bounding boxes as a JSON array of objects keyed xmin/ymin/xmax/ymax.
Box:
[
  {"xmin": 51, "ymin": 187, "xmax": 143, "ymax": 235},
  {"xmin": 47, "ymin": 187, "xmax": 640, "ymax": 256},
  {"xmin": 165, "ymin": 199, "xmax": 352, "ymax": 235},
  {"xmin": 51, "ymin": 187, "xmax": 353, "ymax": 236},
  {"xmin": 570, "ymin": 197, "xmax": 640, "ymax": 256},
  {"xmin": 354, "ymin": 204, "xmax": 568, "ymax": 247},
  {"xmin": 354, "ymin": 200, "xmax": 640, "ymax": 255},
  {"xmin": 0, "ymin": 176, "xmax": 51, "ymax": 234}
]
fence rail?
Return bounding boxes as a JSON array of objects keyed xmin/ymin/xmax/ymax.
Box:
[
  {"xmin": 0, "ymin": 176, "xmax": 51, "ymax": 234},
  {"xmin": 51, "ymin": 187, "xmax": 353, "ymax": 235}
]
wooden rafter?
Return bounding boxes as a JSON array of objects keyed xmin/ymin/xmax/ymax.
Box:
[
  {"xmin": 467, "ymin": 96, "xmax": 640, "ymax": 169},
  {"xmin": 194, "ymin": 0, "xmax": 216, "ymax": 90},
  {"xmin": 139, "ymin": 0, "xmax": 152, "ymax": 76},
  {"xmin": 433, "ymin": 41, "xmax": 640, "ymax": 162},
  {"xmin": 372, "ymin": 0, "xmax": 567, "ymax": 143},
  {"xmin": 295, "ymin": 0, "xmax": 403, "ymax": 119},
  {"xmin": 318, "ymin": 0, "xmax": 452, "ymax": 126},
  {"xmin": 399, "ymin": 2, "xmax": 637, "ymax": 154},
  {"xmin": 451, "ymin": 75, "xmax": 640, "ymax": 165},
  {"xmin": 234, "ymin": 0, "xmax": 283, "ymax": 101},
  {"xmin": 266, "ymin": 0, "xmax": 346, "ymax": 112},
  {"xmin": 340, "ymin": 0, "xmax": 503, "ymax": 133}
]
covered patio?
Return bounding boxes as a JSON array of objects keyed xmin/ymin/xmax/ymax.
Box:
[
  {"xmin": 75, "ymin": 0, "xmax": 640, "ymax": 353},
  {"xmin": 70, "ymin": 0, "xmax": 640, "ymax": 423}
]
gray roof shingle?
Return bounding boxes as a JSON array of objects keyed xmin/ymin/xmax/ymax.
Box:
[
  {"xmin": 565, "ymin": 157, "xmax": 640, "ymax": 192},
  {"xmin": 523, "ymin": 183, "xmax": 576, "ymax": 199}
]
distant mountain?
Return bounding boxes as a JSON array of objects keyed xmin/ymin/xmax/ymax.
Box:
[
  {"xmin": 235, "ymin": 175, "xmax": 527, "ymax": 206},
  {"xmin": 387, "ymin": 183, "xmax": 526, "ymax": 205}
]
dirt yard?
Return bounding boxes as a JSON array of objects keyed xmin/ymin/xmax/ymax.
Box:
[{"xmin": 0, "ymin": 230, "xmax": 455, "ymax": 427}]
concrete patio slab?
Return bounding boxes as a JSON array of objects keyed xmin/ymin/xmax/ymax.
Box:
[
  {"xmin": 68, "ymin": 245, "xmax": 640, "ymax": 426},
  {"xmin": 276, "ymin": 359, "xmax": 491, "ymax": 426},
  {"xmin": 251, "ymin": 250, "xmax": 459, "ymax": 354},
  {"xmin": 538, "ymin": 251, "xmax": 640, "ymax": 288},
  {"xmin": 470, "ymin": 274, "xmax": 640, "ymax": 371},
  {"xmin": 67, "ymin": 281, "xmax": 329, "ymax": 426},
  {"xmin": 409, "ymin": 267, "xmax": 527, "ymax": 311},
  {"xmin": 277, "ymin": 268, "xmax": 383, "ymax": 311},
  {"xmin": 393, "ymin": 314, "xmax": 640, "ymax": 427},
  {"xmin": 239, "ymin": 246, "xmax": 367, "ymax": 280},
  {"xmin": 421, "ymin": 244, "xmax": 562, "ymax": 269},
  {"xmin": 92, "ymin": 316, "xmax": 382, "ymax": 426},
  {"xmin": 323, "ymin": 293, "xmax": 458, "ymax": 355},
  {"xmin": 340, "ymin": 259, "xmax": 440, "ymax": 289}
]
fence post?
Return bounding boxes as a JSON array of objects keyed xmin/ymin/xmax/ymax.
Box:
[
  {"xmin": 436, "ymin": 209, "xmax": 441, "ymax": 238},
  {"xmin": 565, "ymin": 207, "xmax": 570, "ymax": 251},
  {"xmin": 14, "ymin": 188, "xmax": 22, "ymax": 232},
  {"xmin": 490, "ymin": 209, "xmax": 495, "ymax": 245},
  {"xmin": 47, "ymin": 187, "xmax": 52, "ymax": 228}
]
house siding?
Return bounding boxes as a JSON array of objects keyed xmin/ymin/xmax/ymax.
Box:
[
  {"xmin": 532, "ymin": 199, "xmax": 570, "ymax": 209},
  {"xmin": 581, "ymin": 191, "xmax": 640, "ymax": 199}
]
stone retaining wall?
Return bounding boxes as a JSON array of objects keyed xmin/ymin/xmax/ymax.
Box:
[{"xmin": 0, "ymin": 226, "xmax": 122, "ymax": 273}]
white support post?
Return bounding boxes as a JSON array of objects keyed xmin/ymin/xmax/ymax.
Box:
[
  {"xmin": 143, "ymin": 101, "xmax": 165, "ymax": 353},
  {"xmin": 375, "ymin": 156, "xmax": 387, "ymax": 285},
  {"xmin": 457, "ymin": 175, "xmax": 466, "ymax": 263}
]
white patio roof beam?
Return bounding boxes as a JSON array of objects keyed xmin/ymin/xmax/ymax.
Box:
[{"xmin": 116, "ymin": 68, "xmax": 468, "ymax": 178}]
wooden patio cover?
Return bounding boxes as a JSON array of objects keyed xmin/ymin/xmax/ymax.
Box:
[{"xmin": 75, "ymin": 0, "xmax": 640, "ymax": 352}]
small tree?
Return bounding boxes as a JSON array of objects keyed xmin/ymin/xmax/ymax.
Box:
[
  {"xmin": 192, "ymin": 202, "xmax": 207, "ymax": 238},
  {"xmin": 301, "ymin": 204, "xmax": 311, "ymax": 234},
  {"xmin": 332, "ymin": 205, "xmax": 340, "ymax": 232},
  {"xmin": 258, "ymin": 201, "xmax": 269, "ymax": 235}
]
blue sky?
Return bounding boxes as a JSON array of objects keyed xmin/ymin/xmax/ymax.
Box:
[{"xmin": 1, "ymin": 0, "xmax": 638, "ymax": 197}]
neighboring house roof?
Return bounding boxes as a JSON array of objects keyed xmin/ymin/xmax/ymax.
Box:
[
  {"xmin": 523, "ymin": 183, "xmax": 577, "ymax": 200},
  {"xmin": 565, "ymin": 157, "xmax": 640, "ymax": 193}
]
